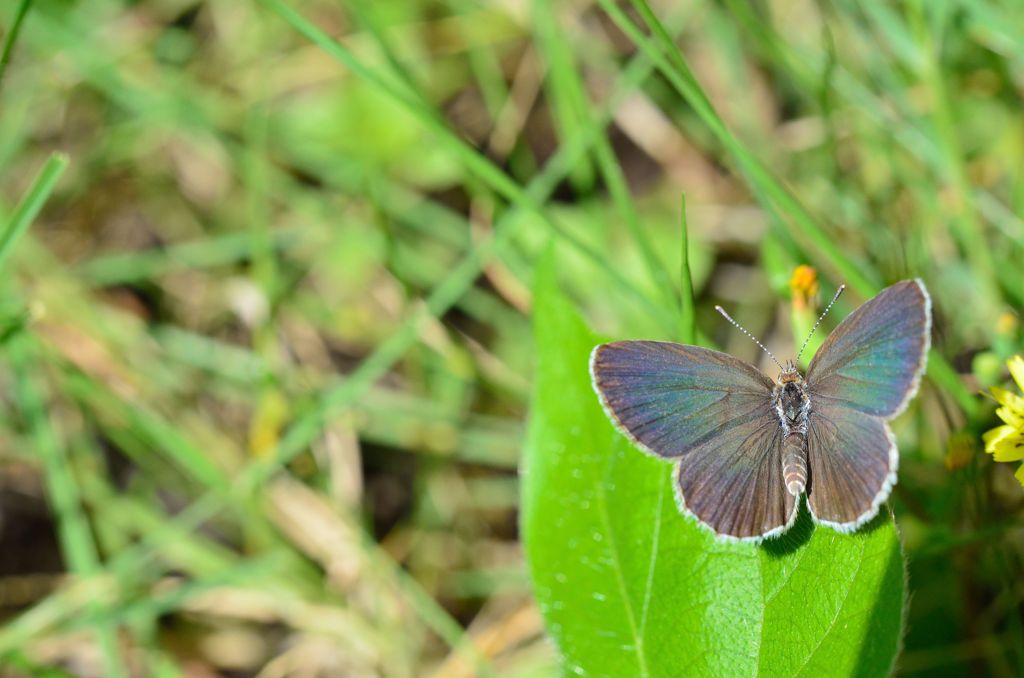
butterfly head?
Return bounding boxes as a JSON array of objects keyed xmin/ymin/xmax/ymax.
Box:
[{"xmin": 778, "ymin": 360, "xmax": 802, "ymax": 384}]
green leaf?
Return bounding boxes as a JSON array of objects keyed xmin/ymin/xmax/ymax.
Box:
[{"xmin": 522, "ymin": 253, "xmax": 905, "ymax": 677}]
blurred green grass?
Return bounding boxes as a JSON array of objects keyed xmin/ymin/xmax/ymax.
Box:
[{"xmin": 0, "ymin": 0, "xmax": 1022, "ymax": 675}]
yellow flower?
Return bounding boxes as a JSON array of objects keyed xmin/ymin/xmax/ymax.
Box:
[{"xmin": 984, "ymin": 355, "xmax": 1024, "ymax": 486}]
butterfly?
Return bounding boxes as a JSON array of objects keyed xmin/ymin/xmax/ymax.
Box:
[{"xmin": 589, "ymin": 280, "xmax": 931, "ymax": 542}]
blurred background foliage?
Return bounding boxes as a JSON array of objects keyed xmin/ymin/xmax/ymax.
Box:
[{"xmin": 0, "ymin": 0, "xmax": 1022, "ymax": 675}]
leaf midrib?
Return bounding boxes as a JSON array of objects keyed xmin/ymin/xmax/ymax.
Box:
[
  {"xmin": 638, "ymin": 473, "xmax": 666, "ymax": 639},
  {"xmin": 594, "ymin": 443, "xmax": 651, "ymax": 677}
]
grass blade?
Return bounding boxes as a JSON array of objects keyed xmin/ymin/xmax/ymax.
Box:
[
  {"xmin": 0, "ymin": 0, "xmax": 33, "ymax": 89},
  {"xmin": 0, "ymin": 152, "xmax": 67, "ymax": 270},
  {"xmin": 8, "ymin": 334, "xmax": 125, "ymax": 677},
  {"xmin": 678, "ymin": 194, "xmax": 695, "ymax": 345}
]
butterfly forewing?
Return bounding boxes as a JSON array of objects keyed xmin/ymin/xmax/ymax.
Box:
[
  {"xmin": 591, "ymin": 341, "xmax": 794, "ymax": 539},
  {"xmin": 590, "ymin": 342, "xmax": 775, "ymax": 458},
  {"xmin": 805, "ymin": 400, "xmax": 896, "ymax": 529},
  {"xmin": 806, "ymin": 279, "xmax": 930, "ymax": 417}
]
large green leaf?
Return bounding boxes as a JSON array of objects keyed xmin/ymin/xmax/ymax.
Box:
[{"xmin": 522, "ymin": 257, "xmax": 905, "ymax": 677}]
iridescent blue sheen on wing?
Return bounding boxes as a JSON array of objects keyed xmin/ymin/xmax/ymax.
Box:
[
  {"xmin": 806, "ymin": 280, "xmax": 930, "ymax": 417},
  {"xmin": 589, "ymin": 342, "xmax": 774, "ymax": 459},
  {"xmin": 806, "ymin": 399, "xmax": 896, "ymax": 530}
]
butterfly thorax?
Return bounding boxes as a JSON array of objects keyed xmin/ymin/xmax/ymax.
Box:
[{"xmin": 773, "ymin": 371, "xmax": 810, "ymax": 437}]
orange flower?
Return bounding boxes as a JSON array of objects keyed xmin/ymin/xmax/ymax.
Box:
[{"xmin": 789, "ymin": 265, "xmax": 819, "ymax": 311}]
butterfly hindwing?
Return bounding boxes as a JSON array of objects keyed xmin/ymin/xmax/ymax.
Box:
[
  {"xmin": 675, "ymin": 417, "xmax": 797, "ymax": 540},
  {"xmin": 805, "ymin": 400, "xmax": 896, "ymax": 530},
  {"xmin": 806, "ymin": 279, "xmax": 930, "ymax": 417},
  {"xmin": 591, "ymin": 341, "xmax": 794, "ymax": 540}
]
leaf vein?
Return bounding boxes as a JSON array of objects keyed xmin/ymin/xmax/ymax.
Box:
[
  {"xmin": 792, "ymin": 538, "xmax": 869, "ymax": 677},
  {"xmin": 638, "ymin": 470, "xmax": 665, "ymax": 640}
]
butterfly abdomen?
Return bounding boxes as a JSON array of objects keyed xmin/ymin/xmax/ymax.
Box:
[
  {"xmin": 773, "ymin": 376, "xmax": 810, "ymax": 496},
  {"xmin": 782, "ymin": 434, "xmax": 808, "ymax": 496}
]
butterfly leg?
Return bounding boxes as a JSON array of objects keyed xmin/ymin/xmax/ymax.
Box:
[{"xmin": 782, "ymin": 434, "xmax": 808, "ymax": 496}]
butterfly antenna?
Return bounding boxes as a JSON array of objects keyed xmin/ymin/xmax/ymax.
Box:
[
  {"xmin": 714, "ymin": 304, "xmax": 785, "ymax": 371},
  {"xmin": 794, "ymin": 284, "xmax": 846, "ymax": 364}
]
